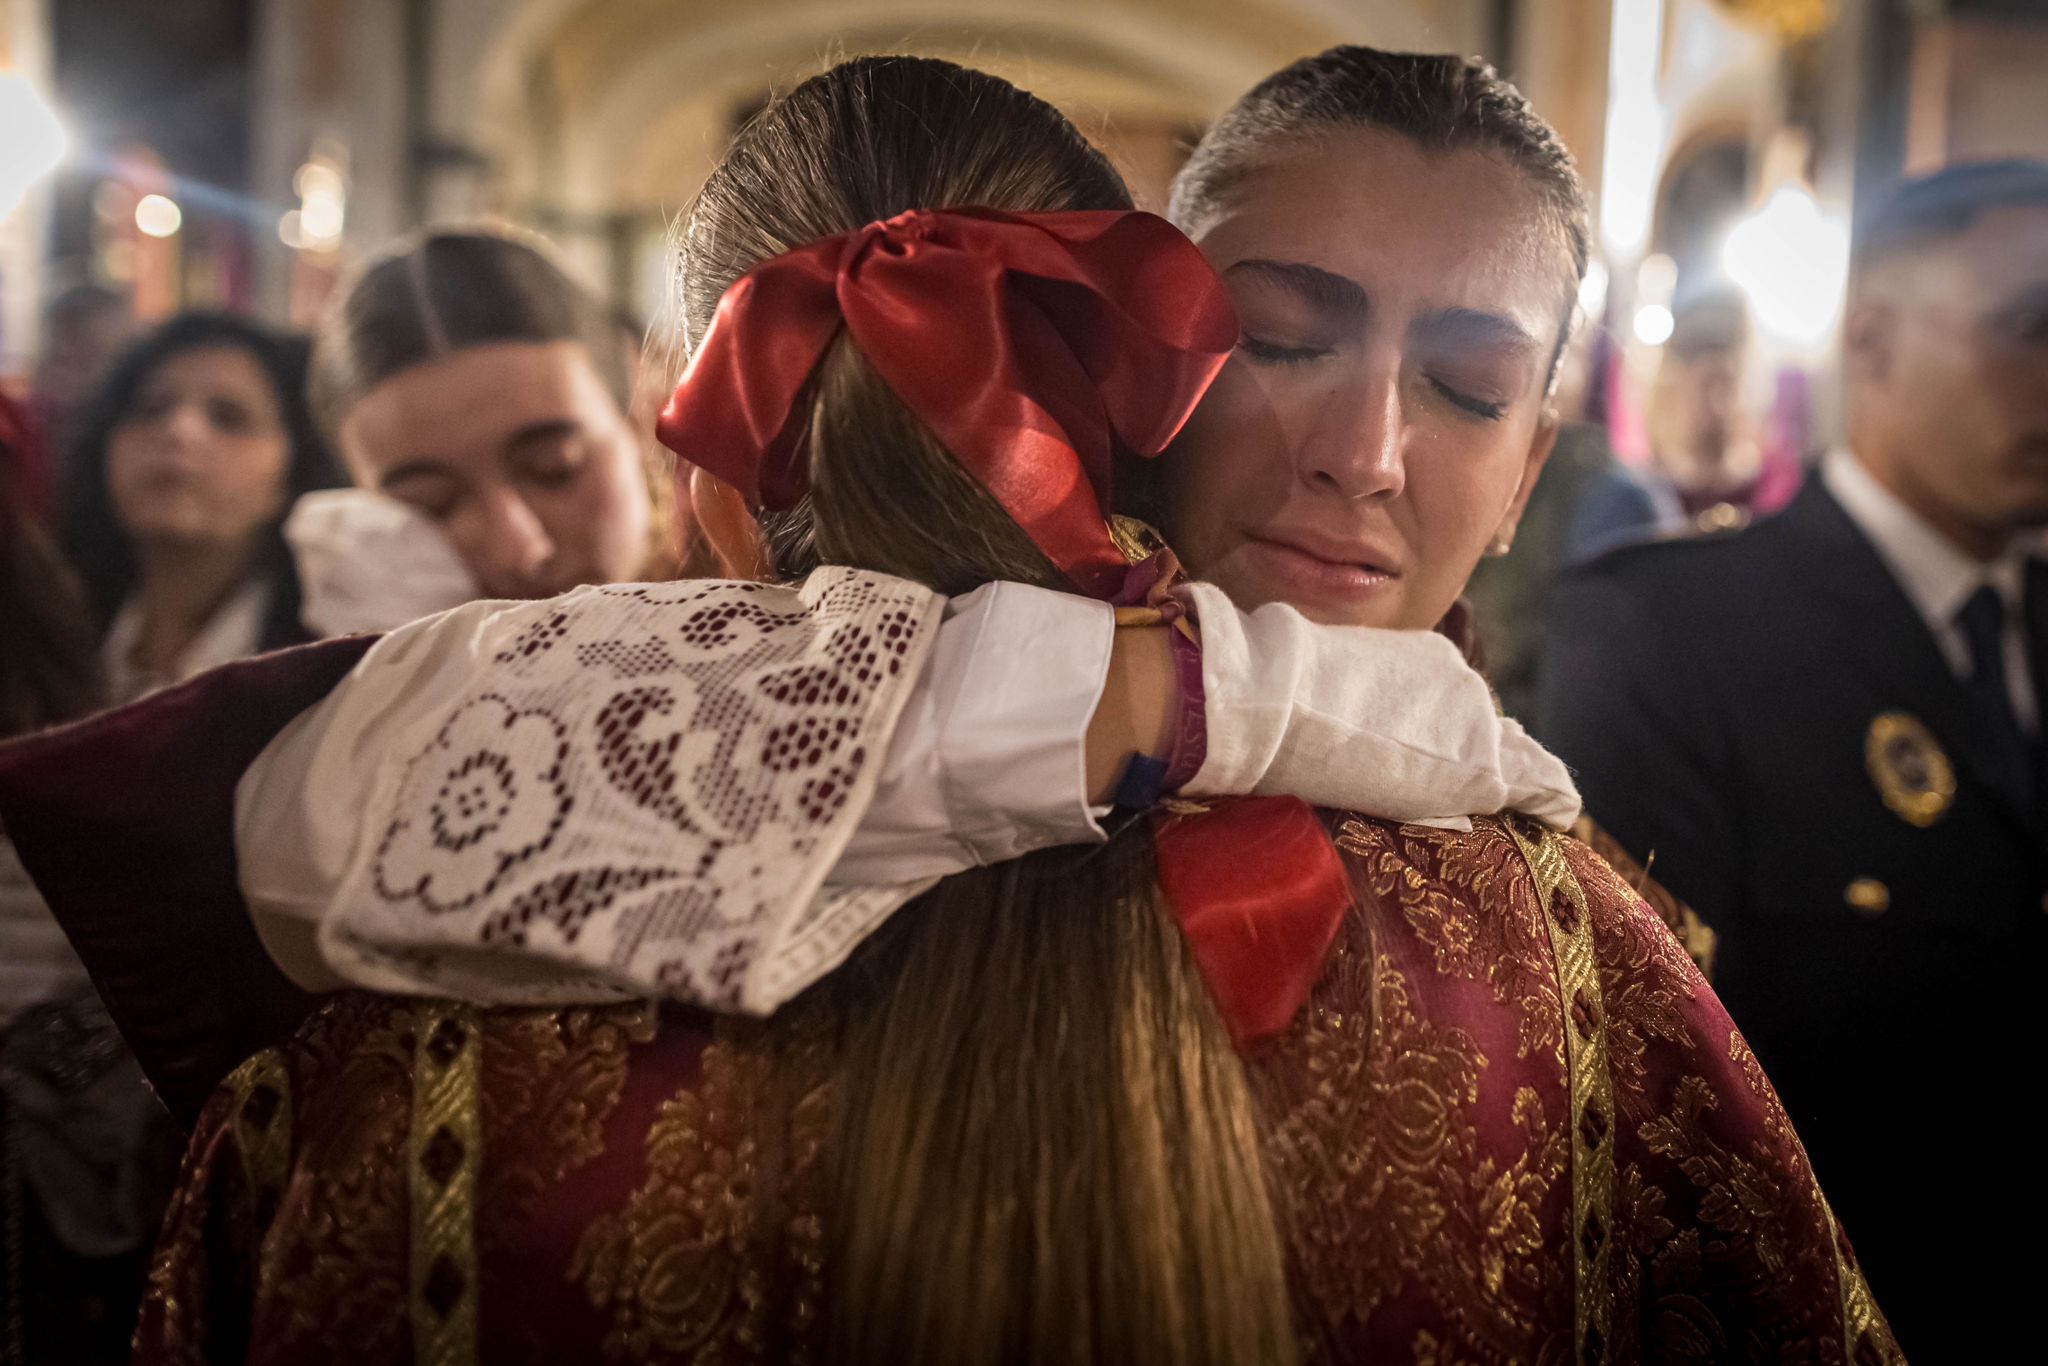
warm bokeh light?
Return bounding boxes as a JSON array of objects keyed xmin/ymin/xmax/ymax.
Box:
[
  {"xmin": 1633, "ymin": 302, "xmax": 1675, "ymax": 346},
  {"xmin": 292, "ymin": 154, "xmax": 347, "ymax": 249},
  {"xmin": 1635, "ymin": 253, "xmax": 1679, "ymax": 306},
  {"xmin": 0, "ymin": 72, "xmax": 69, "ymax": 219},
  {"xmin": 1722, "ymin": 184, "xmax": 1849, "ymax": 350},
  {"xmin": 1599, "ymin": 0, "xmax": 1669, "ymax": 259},
  {"xmin": 134, "ymin": 192, "xmax": 184, "ymax": 238},
  {"xmin": 1578, "ymin": 257, "xmax": 1611, "ymax": 322}
]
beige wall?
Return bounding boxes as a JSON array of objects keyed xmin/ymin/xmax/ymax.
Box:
[
  {"xmin": 1906, "ymin": 16, "xmax": 2048, "ymax": 171},
  {"xmin": 1512, "ymin": 0, "xmax": 1614, "ymax": 202}
]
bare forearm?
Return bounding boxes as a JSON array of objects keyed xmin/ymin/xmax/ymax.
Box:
[{"xmin": 1083, "ymin": 625, "xmax": 1176, "ymax": 804}]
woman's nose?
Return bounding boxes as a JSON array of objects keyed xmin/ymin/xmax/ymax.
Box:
[
  {"xmin": 1299, "ymin": 367, "xmax": 1407, "ymax": 501},
  {"xmin": 466, "ymin": 489, "xmax": 558, "ymax": 597},
  {"xmin": 160, "ymin": 398, "xmax": 213, "ymax": 453}
]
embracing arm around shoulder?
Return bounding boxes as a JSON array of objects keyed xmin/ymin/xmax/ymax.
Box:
[{"xmin": 237, "ymin": 572, "xmax": 1577, "ymax": 1002}]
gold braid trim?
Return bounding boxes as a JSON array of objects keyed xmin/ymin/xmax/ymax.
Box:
[
  {"xmin": 1802, "ymin": 1163, "xmax": 1892, "ymax": 1366},
  {"xmin": 409, "ymin": 1003, "xmax": 481, "ymax": 1366},
  {"xmin": 1509, "ymin": 821, "xmax": 1616, "ymax": 1364},
  {"xmin": 1818, "ymin": 1186, "xmax": 1900, "ymax": 1362},
  {"xmin": 224, "ymin": 1048, "xmax": 292, "ymax": 1232}
]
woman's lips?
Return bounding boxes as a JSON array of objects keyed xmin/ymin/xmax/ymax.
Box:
[{"xmin": 1240, "ymin": 534, "xmax": 1400, "ymax": 598}]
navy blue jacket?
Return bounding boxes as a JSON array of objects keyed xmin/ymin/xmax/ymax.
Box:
[{"xmin": 1539, "ymin": 476, "xmax": 2045, "ymax": 1358}]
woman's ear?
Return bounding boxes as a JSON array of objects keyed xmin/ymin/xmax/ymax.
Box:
[
  {"xmin": 1489, "ymin": 410, "xmax": 1561, "ymax": 555},
  {"xmin": 687, "ymin": 466, "xmax": 772, "ymax": 580}
]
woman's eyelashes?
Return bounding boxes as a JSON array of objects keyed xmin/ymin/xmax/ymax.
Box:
[
  {"xmin": 511, "ymin": 433, "xmax": 589, "ymax": 487},
  {"xmin": 1237, "ymin": 329, "xmax": 1512, "ymax": 422},
  {"xmin": 1427, "ymin": 376, "xmax": 1507, "ymax": 421},
  {"xmin": 1236, "ymin": 335, "xmax": 1331, "ymax": 365}
]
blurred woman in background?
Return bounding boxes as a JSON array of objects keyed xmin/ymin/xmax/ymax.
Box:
[{"xmin": 62, "ymin": 314, "xmax": 339, "ymax": 703}]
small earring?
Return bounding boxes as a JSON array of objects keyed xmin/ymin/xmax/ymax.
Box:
[{"xmin": 1486, "ymin": 534, "xmax": 1514, "ymax": 557}]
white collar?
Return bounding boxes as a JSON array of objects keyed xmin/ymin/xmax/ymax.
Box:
[
  {"xmin": 1821, "ymin": 451, "xmax": 2030, "ymax": 629},
  {"xmin": 103, "ymin": 577, "xmax": 273, "ymax": 705}
]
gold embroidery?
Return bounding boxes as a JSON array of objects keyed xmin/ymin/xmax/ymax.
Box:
[
  {"xmin": 1637, "ymin": 1075, "xmax": 1794, "ymax": 1274},
  {"xmin": 478, "ymin": 1002, "xmax": 658, "ymax": 1218},
  {"xmin": 1729, "ymin": 1035, "xmax": 1901, "ymax": 1364},
  {"xmin": 1836, "ymin": 1247, "xmax": 1895, "ymax": 1365},
  {"xmin": 139, "ymin": 1082, "xmax": 255, "ymax": 1361},
  {"xmin": 1253, "ymin": 894, "xmax": 1568, "ymax": 1359},
  {"xmin": 1107, "ymin": 514, "xmax": 1166, "ymax": 562},
  {"xmin": 571, "ymin": 1019, "xmax": 830, "ymax": 1363},
  {"xmin": 1508, "ymin": 820, "xmax": 1615, "ymax": 1364},
  {"xmin": 1410, "ymin": 1329, "xmax": 1481, "ymax": 1365},
  {"xmin": 1337, "ymin": 818, "xmax": 1562, "ymax": 1062},
  {"xmin": 224, "ymin": 1047, "xmax": 291, "ymax": 1232},
  {"xmin": 266, "ymin": 997, "xmax": 415, "ymax": 1356},
  {"xmin": 410, "ymin": 1002, "xmax": 481, "ymax": 1366},
  {"xmin": 1570, "ymin": 815, "xmax": 1717, "ymax": 979},
  {"xmin": 1564, "ymin": 840, "xmax": 1702, "ymax": 1125}
]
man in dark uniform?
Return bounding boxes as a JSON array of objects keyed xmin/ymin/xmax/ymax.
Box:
[{"xmin": 1539, "ymin": 160, "xmax": 2048, "ymax": 1358}]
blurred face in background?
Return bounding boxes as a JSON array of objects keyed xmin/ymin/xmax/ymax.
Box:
[
  {"xmin": 106, "ymin": 345, "xmax": 290, "ymax": 555},
  {"xmin": 1159, "ymin": 127, "xmax": 1565, "ymax": 630},
  {"xmin": 38, "ymin": 293, "xmax": 133, "ymax": 408},
  {"xmin": 1645, "ymin": 300, "xmax": 1755, "ymax": 495},
  {"xmin": 338, "ymin": 339, "xmax": 652, "ymax": 598},
  {"xmin": 1847, "ymin": 204, "xmax": 2048, "ymax": 559}
]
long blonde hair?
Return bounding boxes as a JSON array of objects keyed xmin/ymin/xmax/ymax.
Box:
[{"xmin": 682, "ymin": 56, "xmax": 1298, "ymax": 1364}]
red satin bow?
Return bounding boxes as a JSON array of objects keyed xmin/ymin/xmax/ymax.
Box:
[
  {"xmin": 660, "ymin": 206, "xmax": 1351, "ymax": 1047},
  {"xmin": 1154, "ymin": 796, "xmax": 1353, "ymax": 1045},
  {"xmin": 656, "ymin": 207, "xmax": 1238, "ymax": 597}
]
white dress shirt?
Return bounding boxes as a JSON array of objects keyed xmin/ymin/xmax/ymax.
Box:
[
  {"xmin": 1823, "ymin": 451, "xmax": 2041, "ymax": 732},
  {"xmin": 0, "ymin": 835, "xmax": 90, "ymax": 1027},
  {"xmin": 102, "ymin": 577, "xmax": 273, "ymax": 706}
]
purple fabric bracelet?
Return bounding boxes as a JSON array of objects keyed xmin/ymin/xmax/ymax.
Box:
[{"xmin": 1161, "ymin": 624, "xmax": 1207, "ymax": 791}]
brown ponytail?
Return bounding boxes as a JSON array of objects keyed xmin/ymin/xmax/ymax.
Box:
[{"xmin": 681, "ymin": 56, "xmax": 1297, "ymax": 1364}]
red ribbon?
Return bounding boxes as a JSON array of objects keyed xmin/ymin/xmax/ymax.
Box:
[
  {"xmin": 659, "ymin": 206, "xmax": 1351, "ymax": 1046},
  {"xmin": 1153, "ymin": 797, "xmax": 1353, "ymax": 1046},
  {"xmin": 656, "ymin": 208, "xmax": 1237, "ymax": 597}
]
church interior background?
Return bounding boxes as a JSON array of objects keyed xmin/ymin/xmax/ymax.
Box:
[{"xmin": 2, "ymin": 0, "xmax": 2045, "ymax": 452}]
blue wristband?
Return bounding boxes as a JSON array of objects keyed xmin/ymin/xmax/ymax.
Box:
[{"xmin": 1111, "ymin": 751, "xmax": 1172, "ymax": 812}]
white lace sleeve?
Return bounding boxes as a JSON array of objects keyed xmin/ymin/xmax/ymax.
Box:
[{"xmin": 293, "ymin": 568, "xmax": 945, "ymax": 1013}]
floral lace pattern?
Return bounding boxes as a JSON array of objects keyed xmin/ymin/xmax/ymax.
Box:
[{"xmin": 319, "ymin": 570, "xmax": 944, "ymax": 1014}]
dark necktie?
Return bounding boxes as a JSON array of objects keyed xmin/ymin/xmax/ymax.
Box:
[{"xmin": 1956, "ymin": 583, "xmax": 2036, "ymax": 811}]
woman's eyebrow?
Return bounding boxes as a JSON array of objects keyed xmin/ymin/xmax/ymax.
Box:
[
  {"xmin": 504, "ymin": 419, "xmax": 583, "ymax": 455},
  {"xmin": 1411, "ymin": 305, "xmax": 1541, "ymax": 358},
  {"xmin": 377, "ymin": 459, "xmax": 456, "ymax": 491},
  {"xmin": 1224, "ymin": 259, "xmax": 1369, "ymax": 321}
]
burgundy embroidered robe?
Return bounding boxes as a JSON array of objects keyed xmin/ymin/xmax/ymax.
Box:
[{"xmin": 136, "ymin": 813, "xmax": 1895, "ymax": 1365}]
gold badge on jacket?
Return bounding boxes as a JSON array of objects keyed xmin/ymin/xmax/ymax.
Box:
[{"xmin": 1865, "ymin": 711, "xmax": 1955, "ymax": 827}]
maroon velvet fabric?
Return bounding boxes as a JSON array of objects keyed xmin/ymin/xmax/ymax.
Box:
[{"xmin": 0, "ymin": 636, "xmax": 376, "ymax": 1125}]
